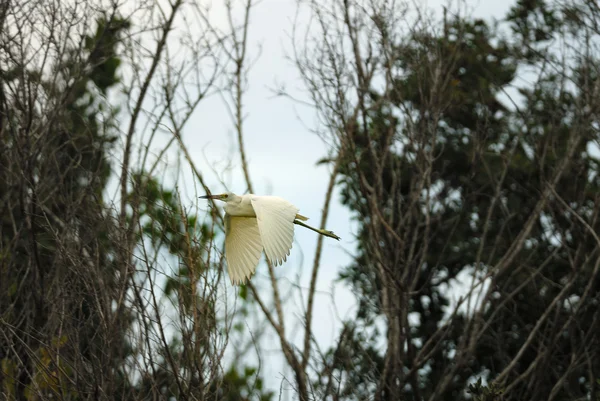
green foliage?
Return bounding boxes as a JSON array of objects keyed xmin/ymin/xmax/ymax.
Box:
[
  {"xmin": 313, "ymin": 323, "xmax": 384, "ymax": 400},
  {"xmin": 212, "ymin": 366, "xmax": 274, "ymax": 401},
  {"xmin": 1, "ymin": 10, "xmax": 268, "ymax": 400},
  {"xmin": 507, "ymin": 0, "xmax": 559, "ymax": 52},
  {"xmin": 128, "ymin": 172, "xmax": 273, "ymax": 400},
  {"xmin": 84, "ymin": 16, "xmax": 131, "ymax": 93},
  {"xmin": 1, "ymin": 13, "xmax": 132, "ymax": 400},
  {"xmin": 328, "ymin": 1, "xmax": 600, "ymax": 400},
  {"xmin": 132, "ymin": 173, "xmax": 216, "ymax": 314},
  {"xmin": 467, "ymin": 378, "xmax": 504, "ymax": 401},
  {"xmin": 135, "ymin": 173, "xmax": 210, "ymax": 256}
]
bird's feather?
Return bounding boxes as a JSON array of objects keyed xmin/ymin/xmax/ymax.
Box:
[
  {"xmin": 250, "ymin": 196, "xmax": 298, "ymax": 266},
  {"xmin": 225, "ymin": 215, "xmax": 263, "ymax": 285}
]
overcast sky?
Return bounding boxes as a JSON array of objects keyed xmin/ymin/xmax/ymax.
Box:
[{"xmin": 140, "ymin": 0, "xmax": 514, "ymax": 396}]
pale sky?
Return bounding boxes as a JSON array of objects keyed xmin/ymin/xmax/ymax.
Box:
[{"xmin": 137, "ymin": 0, "xmax": 514, "ymax": 396}]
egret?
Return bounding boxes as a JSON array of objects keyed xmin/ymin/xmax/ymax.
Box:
[{"xmin": 200, "ymin": 192, "xmax": 340, "ymax": 285}]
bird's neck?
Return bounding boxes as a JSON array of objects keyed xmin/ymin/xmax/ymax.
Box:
[
  {"xmin": 229, "ymin": 194, "xmax": 242, "ymax": 204},
  {"xmin": 225, "ymin": 195, "xmax": 255, "ymax": 217}
]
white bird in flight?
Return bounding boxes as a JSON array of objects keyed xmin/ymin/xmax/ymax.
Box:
[{"xmin": 200, "ymin": 192, "xmax": 340, "ymax": 285}]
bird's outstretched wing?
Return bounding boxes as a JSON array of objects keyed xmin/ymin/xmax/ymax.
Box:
[
  {"xmin": 225, "ymin": 214, "xmax": 263, "ymax": 285},
  {"xmin": 250, "ymin": 196, "xmax": 298, "ymax": 266}
]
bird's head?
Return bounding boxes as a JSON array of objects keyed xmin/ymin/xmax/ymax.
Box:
[{"xmin": 200, "ymin": 192, "xmax": 235, "ymax": 203}]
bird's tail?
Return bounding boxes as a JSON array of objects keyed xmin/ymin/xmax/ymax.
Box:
[{"xmin": 295, "ymin": 213, "xmax": 309, "ymax": 221}]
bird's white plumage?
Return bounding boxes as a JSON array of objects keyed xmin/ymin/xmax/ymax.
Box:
[
  {"xmin": 225, "ymin": 214, "xmax": 263, "ymax": 284},
  {"xmin": 250, "ymin": 196, "xmax": 298, "ymax": 266},
  {"xmin": 201, "ymin": 191, "xmax": 339, "ymax": 285}
]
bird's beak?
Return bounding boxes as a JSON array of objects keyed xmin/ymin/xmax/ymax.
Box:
[{"xmin": 200, "ymin": 194, "xmax": 225, "ymax": 200}]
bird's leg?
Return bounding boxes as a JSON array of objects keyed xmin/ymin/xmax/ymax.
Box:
[{"xmin": 293, "ymin": 219, "xmax": 341, "ymax": 241}]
